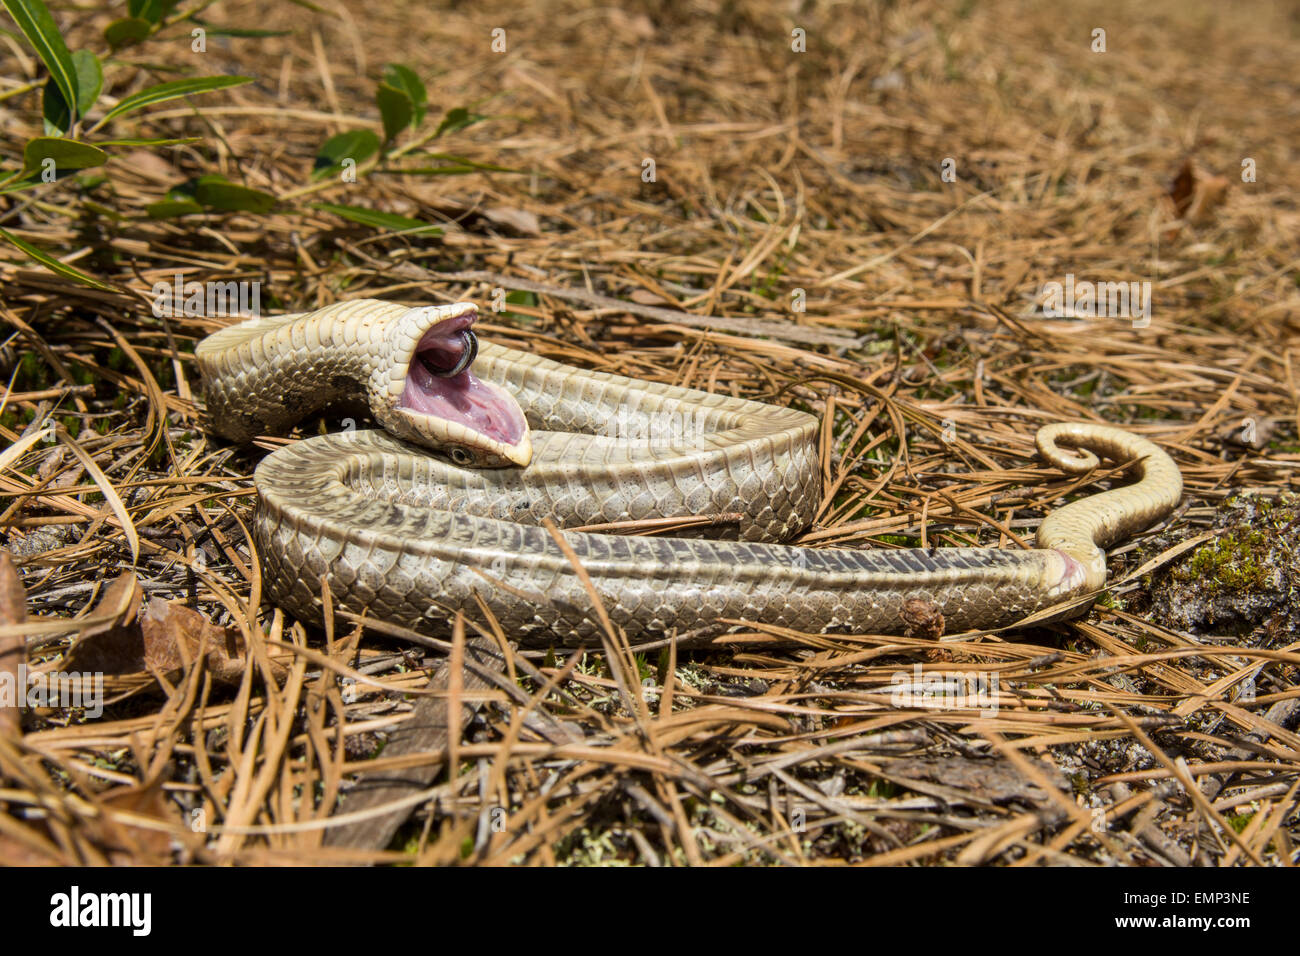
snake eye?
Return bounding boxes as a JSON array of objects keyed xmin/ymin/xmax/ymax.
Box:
[{"xmin": 449, "ymin": 446, "xmax": 474, "ymax": 466}]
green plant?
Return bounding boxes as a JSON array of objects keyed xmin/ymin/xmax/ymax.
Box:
[
  {"xmin": 0, "ymin": 0, "xmax": 252, "ymax": 283},
  {"xmin": 0, "ymin": 0, "xmax": 520, "ymax": 287},
  {"xmin": 300, "ymin": 67, "xmax": 515, "ymax": 232}
]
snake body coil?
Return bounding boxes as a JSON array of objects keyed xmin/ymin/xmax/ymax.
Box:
[{"xmin": 197, "ymin": 300, "xmax": 1183, "ymax": 646}]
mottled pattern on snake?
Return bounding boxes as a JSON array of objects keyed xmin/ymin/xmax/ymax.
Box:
[{"xmin": 196, "ymin": 299, "xmax": 1183, "ymax": 646}]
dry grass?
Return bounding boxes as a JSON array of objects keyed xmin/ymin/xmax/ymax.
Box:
[{"xmin": 0, "ymin": 0, "xmax": 1297, "ymax": 865}]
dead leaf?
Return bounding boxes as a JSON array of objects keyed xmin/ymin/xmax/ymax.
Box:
[
  {"xmin": 0, "ymin": 827, "xmax": 65, "ymax": 865},
  {"xmin": 80, "ymin": 571, "xmax": 143, "ymax": 642},
  {"xmin": 1187, "ymin": 173, "xmax": 1229, "ymax": 225},
  {"xmin": 483, "ymin": 207, "xmax": 541, "ymax": 236},
  {"xmin": 116, "ymin": 149, "xmax": 176, "ymax": 184},
  {"xmin": 628, "ymin": 289, "xmax": 671, "ymax": 306},
  {"xmin": 1168, "ymin": 159, "xmax": 1196, "ymax": 218},
  {"xmin": 95, "ymin": 779, "xmax": 192, "ymax": 864},
  {"xmin": 1164, "ymin": 158, "xmax": 1230, "ymax": 238},
  {"xmin": 139, "ymin": 599, "xmax": 257, "ymax": 684},
  {"xmin": 1219, "ymin": 416, "xmax": 1275, "ymax": 450},
  {"xmin": 608, "ymin": 9, "xmax": 655, "ymax": 39},
  {"xmin": 67, "ymin": 595, "xmax": 285, "ymax": 687}
]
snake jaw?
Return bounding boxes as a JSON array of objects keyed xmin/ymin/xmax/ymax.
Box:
[{"xmin": 380, "ymin": 303, "xmax": 532, "ymax": 467}]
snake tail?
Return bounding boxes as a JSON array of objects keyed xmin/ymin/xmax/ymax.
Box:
[{"xmin": 1034, "ymin": 422, "xmax": 1184, "ymax": 591}]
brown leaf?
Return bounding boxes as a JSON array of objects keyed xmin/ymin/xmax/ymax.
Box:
[
  {"xmin": 1219, "ymin": 416, "xmax": 1275, "ymax": 450},
  {"xmin": 116, "ymin": 149, "xmax": 176, "ymax": 184},
  {"xmin": 1187, "ymin": 173, "xmax": 1229, "ymax": 225},
  {"xmin": 82, "ymin": 571, "xmax": 143, "ymax": 641},
  {"xmin": 0, "ymin": 828, "xmax": 64, "ymax": 865},
  {"xmin": 60, "ymin": 572, "xmax": 145, "ymax": 677},
  {"xmin": 67, "ymin": 596, "xmax": 283, "ymax": 686},
  {"xmin": 1168, "ymin": 158, "xmax": 1196, "ymax": 218},
  {"xmin": 483, "ymin": 206, "xmax": 541, "ymax": 236},
  {"xmin": 628, "ymin": 289, "xmax": 671, "ymax": 306},
  {"xmin": 0, "ymin": 549, "xmax": 27, "ymax": 739},
  {"xmin": 95, "ymin": 779, "xmax": 190, "ymax": 864},
  {"xmin": 1164, "ymin": 159, "xmax": 1229, "ymax": 235},
  {"xmin": 139, "ymin": 598, "xmax": 253, "ymax": 684}
]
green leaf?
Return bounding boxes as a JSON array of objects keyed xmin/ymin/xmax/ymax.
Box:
[
  {"xmin": 313, "ymin": 129, "xmax": 380, "ymax": 180},
  {"xmin": 398, "ymin": 153, "xmax": 517, "ymax": 175},
  {"xmin": 375, "ymin": 83, "xmax": 413, "ymax": 143},
  {"xmin": 502, "ymin": 289, "xmax": 539, "ymax": 324},
  {"xmin": 190, "ymin": 20, "xmax": 291, "ymax": 38},
  {"xmin": 23, "ymin": 138, "xmax": 108, "ymax": 177},
  {"xmin": 41, "ymin": 76, "xmax": 70, "ymax": 135},
  {"xmin": 434, "ymin": 106, "xmax": 485, "ymax": 138},
  {"xmin": 165, "ymin": 182, "xmax": 195, "ymax": 201},
  {"xmin": 145, "ymin": 199, "xmax": 203, "ymax": 218},
  {"xmin": 397, "ymin": 164, "xmax": 489, "ymax": 177},
  {"xmin": 2, "ymin": 0, "xmax": 79, "ymax": 123},
  {"xmin": 94, "ymin": 75, "xmax": 252, "ymax": 128},
  {"xmin": 312, "ymin": 202, "xmax": 441, "ymax": 235},
  {"xmin": 383, "ymin": 64, "xmax": 426, "ymax": 125},
  {"xmin": 191, "ymin": 174, "xmax": 276, "ymax": 213},
  {"xmin": 128, "ymin": 0, "xmax": 178, "ymax": 24},
  {"xmin": 82, "ymin": 199, "xmax": 123, "ymax": 221},
  {"xmin": 0, "ymin": 175, "xmax": 82, "ymax": 194},
  {"xmin": 41, "ymin": 50, "xmax": 97, "ymax": 135},
  {"xmin": 0, "ymin": 175, "xmax": 46, "ymax": 194},
  {"xmin": 95, "ymin": 136, "xmax": 200, "ymax": 147},
  {"xmin": 0, "ymin": 227, "xmax": 115, "ymax": 290},
  {"xmin": 72, "ymin": 50, "xmax": 102, "ymax": 116},
  {"xmin": 103, "ymin": 16, "xmax": 152, "ymax": 51}
]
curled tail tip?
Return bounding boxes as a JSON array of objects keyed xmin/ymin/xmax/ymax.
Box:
[
  {"xmin": 1034, "ymin": 422, "xmax": 1184, "ymax": 590},
  {"xmin": 1036, "ymin": 423, "xmax": 1181, "ymax": 489},
  {"xmin": 1035, "ymin": 423, "xmax": 1101, "ymax": 475}
]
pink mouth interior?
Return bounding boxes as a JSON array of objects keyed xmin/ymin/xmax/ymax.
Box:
[{"xmin": 398, "ymin": 313, "xmax": 527, "ymax": 446}]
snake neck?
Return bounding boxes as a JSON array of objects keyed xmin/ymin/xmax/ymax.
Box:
[{"xmin": 196, "ymin": 302, "xmax": 406, "ymax": 442}]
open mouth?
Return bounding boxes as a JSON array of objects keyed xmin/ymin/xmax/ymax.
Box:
[{"xmin": 398, "ymin": 308, "xmax": 528, "ymax": 450}]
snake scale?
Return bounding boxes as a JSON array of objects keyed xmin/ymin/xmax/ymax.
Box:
[{"xmin": 196, "ymin": 300, "xmax": 1183, "ymax": 646}]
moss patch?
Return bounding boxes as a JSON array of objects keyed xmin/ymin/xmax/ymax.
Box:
[{"xmin": 1137, "ymin": 494, "xmax": 1298, "ymax": 641}]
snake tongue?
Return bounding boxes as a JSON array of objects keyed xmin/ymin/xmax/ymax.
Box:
[{"xmin": 399, "ymin": 317, "xmax": 530, "ymax": 465}]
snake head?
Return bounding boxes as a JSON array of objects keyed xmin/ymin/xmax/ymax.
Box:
[{"xmin": 372, "ymin": 303, "xmax": 532, "ymax": 467}]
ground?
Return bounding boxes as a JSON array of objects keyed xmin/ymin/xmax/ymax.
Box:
[{"xmin": 0, "ymin": 0, "xmax": 1297, "ymax": 865}]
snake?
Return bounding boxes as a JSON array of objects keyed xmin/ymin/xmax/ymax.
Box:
[{"xmin": 195, "ymin": 299, "xmax": 1183, "ymax": 647}]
